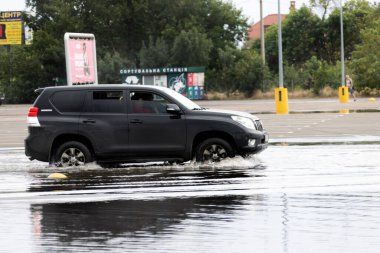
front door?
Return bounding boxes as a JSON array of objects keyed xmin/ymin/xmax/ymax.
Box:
[{"xmin": 127, "ymin": 90, "xmax": 187, "ymax": 158}]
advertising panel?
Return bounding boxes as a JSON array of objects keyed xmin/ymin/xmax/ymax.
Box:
[
  {"xmin": 168, "ymin": 73, "xmax": 187, "ymax": 95},
  {"xmin": 0, "ymin": 11, "xmax": 23, "ymax": 45},
  {"xmin": 64, "ymin": 33, "xmax": 98, "ymax": 85}
]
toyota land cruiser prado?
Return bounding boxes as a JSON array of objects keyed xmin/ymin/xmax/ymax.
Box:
[{"xmin": 25, "ymin": 85, "xmax": 268, "ymax": 166}]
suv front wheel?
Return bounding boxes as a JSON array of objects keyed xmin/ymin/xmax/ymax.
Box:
[
  {"xmin": 54, "ymin": 141, "xmax": 93, "ymax": 167},
  {"xmin": 195, "ymin": 138, "xmax": 234, "ymax": 163}
]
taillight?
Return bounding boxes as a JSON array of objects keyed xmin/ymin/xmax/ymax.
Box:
[
  {"xmin": 27, "ymin": 107, "xmax": 41, "ymax": 127},
  {"xmin": 28, "ymin": 107, "xmax": 39, "ymax": 117}
]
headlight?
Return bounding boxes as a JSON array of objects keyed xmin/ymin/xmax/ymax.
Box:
[{"xmin": 231, "ymin": 116, "xmax": 255, "ymax": 130}]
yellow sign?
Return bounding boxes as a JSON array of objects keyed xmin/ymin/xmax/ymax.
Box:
[
  {"xmin": 0, "ymin": 11, "xmax": 23, "ymax": 45},
  {"xmin": 0, "ymin": 11, "xmax": 22, "ymax": 20},
  {"xmin": 0, "ymin": 21, "xmax": 22, "ymax": 45}
]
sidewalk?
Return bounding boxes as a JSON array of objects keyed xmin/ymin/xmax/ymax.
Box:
[{"xmin": 197, "ymin": 97, "xmax": 380, "ymax": 114}]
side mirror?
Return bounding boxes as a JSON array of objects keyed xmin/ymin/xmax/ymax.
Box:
[{"xmin": 166, "ymin": 104, "xmax": 181, "ymax": 114}]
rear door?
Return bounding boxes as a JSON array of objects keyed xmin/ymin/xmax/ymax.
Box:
[
  {"xmin": 79, "ymin": 90, "xmax": 129, "ymax": 156},
  {"xmin": 127, "ymin": 90, "xmax": 187, "ymax": 158}
]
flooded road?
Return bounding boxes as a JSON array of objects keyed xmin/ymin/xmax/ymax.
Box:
[{"xmin": 1, "ymin": 144, "xmax": 380, "ymax": 253}]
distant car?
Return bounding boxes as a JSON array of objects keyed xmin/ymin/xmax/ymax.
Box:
[
  {"xmin": 0, "ymin": 92, "xmax": 4, "ymax": 105},
  {"xmin": 25, "ymin": 85, "xmax": 268, "ymax": 166}
]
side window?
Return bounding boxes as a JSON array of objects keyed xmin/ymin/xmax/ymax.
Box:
[
  {"xmin": 50, "ymin": 91, "xmax": 84, "ymax": 113},
  {"xmin": 92, "ymin": 91, "xmax": 124, "ymax": 113},
  {"xmin": 130, "ymin": 91, "xmax": 170, "ymax": 114}
]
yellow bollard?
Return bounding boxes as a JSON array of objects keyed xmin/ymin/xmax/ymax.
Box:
[
  {"xmin": 275, "ymin": 87, "xmax": 289, "ymax": 114},
  {"xmin": 339, "ymin": 86, "xmax": 349, "ymax": 103}
]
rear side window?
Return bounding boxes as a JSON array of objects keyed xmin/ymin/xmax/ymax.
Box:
[
  {"xmin": 50, "ymin": 91, "xmax": 84, "ymax": 113},
  {"xmin": 92, "ymin": 91, "xmax": 124, "ymax": 113}
]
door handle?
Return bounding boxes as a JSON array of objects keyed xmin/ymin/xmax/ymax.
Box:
[
  {"xmin": 83, "ymin": 119, "xmax": 96, "ymax": 124},
  {"xmin": 130, "ymin": 119, "xmax": 143, "ymax": 124}
]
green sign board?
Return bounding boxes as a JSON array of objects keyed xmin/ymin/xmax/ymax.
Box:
[{"xmin": 120, "ymin": 66, "xmax": 206, "ymax": 100}]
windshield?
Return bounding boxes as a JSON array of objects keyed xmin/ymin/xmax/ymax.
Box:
[{"xmin": 164, "ymin": 88, "xmax": 201, "ymax": 110}]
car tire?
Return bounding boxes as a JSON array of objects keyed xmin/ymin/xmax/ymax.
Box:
[
  {"xmin": 54, "ymin": 141, "xmax": 93, "ymax": 167},
  {"xmin": 195, "ymin": 138, "xmax": 234, "ymax": 163}
]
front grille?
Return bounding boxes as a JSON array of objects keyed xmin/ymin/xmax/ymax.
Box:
[{"xmin": 255, "ymin": 120, "xmax": 263, "ymax": 131}]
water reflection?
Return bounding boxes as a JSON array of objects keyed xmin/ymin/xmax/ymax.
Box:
[{"xmin": 30, "ymin": 196, "xmax": 250, "ymax": 250}]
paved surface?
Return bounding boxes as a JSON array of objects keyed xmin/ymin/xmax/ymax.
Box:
[
  {"xmin": 198, "ymin": 97, "xmax": 380, "ymax": 113},
  {"xmin": 1, "ymin": 97, "xmax": 379, "ymax": 148}
]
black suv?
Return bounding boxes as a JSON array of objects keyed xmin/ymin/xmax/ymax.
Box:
[{"xmin": 25, "ymin": 85, "xmax": 268, "ymax": 166}]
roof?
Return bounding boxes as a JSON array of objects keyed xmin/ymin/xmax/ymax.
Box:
[
  {"xmin": 248, "ymin": 14, "xmax": 287, "ymax": 41},
  {"xmin": 39, "ymin": 84, "xmax": 174, "ymax": 93}
]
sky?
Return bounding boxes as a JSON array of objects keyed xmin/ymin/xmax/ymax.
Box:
[
  {"xmin": 1, "ymin": 0, "xmax": 26, "ymax": 11},
  {"xmin": 230, "ymin": 0, "xmax": 316, "ymax": 24}
]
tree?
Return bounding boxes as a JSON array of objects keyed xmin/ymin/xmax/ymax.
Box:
[
  {"xmin": 171, "ymin": 28, "xmax": 212, "ymax": 67},
  {"xmin": 282, "ymin": 6, "xmax": 323, "ymax": 66},
  {"xmin": 350, "ymin": 19, "xmax": 380, "ymax": 90},
  {"xmin": 322, "ymin": 0, "xmax": 374, "ymax": 62},
  {"xmin": 139, "ymin": 37, "xmax": 171, "ymax": 68},
  {"xmin": 233, "ymin": 50, "xmax": 265, "ymax": 96}
]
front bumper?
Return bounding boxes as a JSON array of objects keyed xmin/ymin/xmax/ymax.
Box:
[{"xmin": 236, "ymin": 131, "xmax": 269, "ymax": 155}]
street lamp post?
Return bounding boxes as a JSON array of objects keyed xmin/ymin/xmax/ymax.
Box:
[
  {"xmin": 339, "ymin": 0, "xmax": 349, "ymax": 103},
  {"xmin": 260, "ymin": 0, "xmax": 265, "ymax": 65},
  {"xmin": 275, "ymin": 0, "xmax": 289, "ymax": 114},
  {"xmin": 340, "ymin": 0, "xmax": 345, "ymax": 86}
]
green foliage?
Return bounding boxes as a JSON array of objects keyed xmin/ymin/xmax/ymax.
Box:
[
  {"xmin": 171, "ymin": 29, "xmax": 213, "ymax": 67},
  {"xmin": 282, "ymin": 7, "xmax": 323, "ymax": 65},
  {"xmin": 350, "ymin": 19, "xmax": 380, "ymax": 90},
  {"xmin": 98, "ymin": 52, "xmax": 133, "ymax": 83},
  {"xmin": 139, "ymin": 37, "xmax": 171, "ymax": 68},
  {"xmin": 1, "ymin": 0, "xmax": 248, "ymax": 103},
  {"xmin": 0, "ymin": 46, "xmax": 45, "ymax": 103},
  {"xmin": 323, "ymin": 0, "xmax": 374, "ymax": 62},
  {"xmin": 207, "ymin": 47, "xmax": 264, "ymax": 96},
  {"xmin": 2, "ymin": 0, "xmax": 380, "ymax": 102}
]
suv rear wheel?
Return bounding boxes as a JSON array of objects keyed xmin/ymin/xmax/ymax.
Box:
[
  {"xmin": 195, "ymin": 138, "xmax": 234, "ymax": 163},
  {"xmin": 54, "ymin": 141, "xmax": 93, "ymax": 167}
]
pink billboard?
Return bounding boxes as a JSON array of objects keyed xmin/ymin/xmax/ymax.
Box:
[{"xmin": 65, "ymin": 33, "xmax": 97, "ymax": 85}]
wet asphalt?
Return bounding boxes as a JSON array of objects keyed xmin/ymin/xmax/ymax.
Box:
[
  {"xmin": 1, "ymin": 145, "xmax": 380, "ymax": 253},
  {"xmin": 1, "ymin": 100, "xmax": 380, "ymax": 252}
]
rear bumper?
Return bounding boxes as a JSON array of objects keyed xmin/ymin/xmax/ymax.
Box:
[{"xmin": 25, "ymin": 135, "xmax": 50, "ymax": 162}]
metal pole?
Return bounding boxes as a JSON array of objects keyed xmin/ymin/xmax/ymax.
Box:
[
  {"xmin": 7, "ymin": 45, "xmax": 11, "ymax": 88},
  {"xmin": 340, "ymin": 0, "xmax": 345, "ymax": 86},
  {"xmin": 260, "ymin": 0, "xmax": 265, "ymax": 65},
  {"xmin": 278, "ymin": 0, "xmax": 284, "ymax": 88}
]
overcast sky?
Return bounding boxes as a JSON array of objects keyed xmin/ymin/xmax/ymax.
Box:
[
  {"xmin": 1, "ymin": 0, "xmax": 26, "ymax": 11},
  {"xmin": 231, "ymin": 0, "xmax": 316, "ymax": 23}
]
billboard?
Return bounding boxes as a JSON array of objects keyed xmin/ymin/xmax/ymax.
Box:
[
  {"xmin": 0, "ymin": 11, "xmax": 23, "ymax": 45},
  {"xmin": 64, "ymin": 33, "xmax": 98, "ymax": 85}
]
